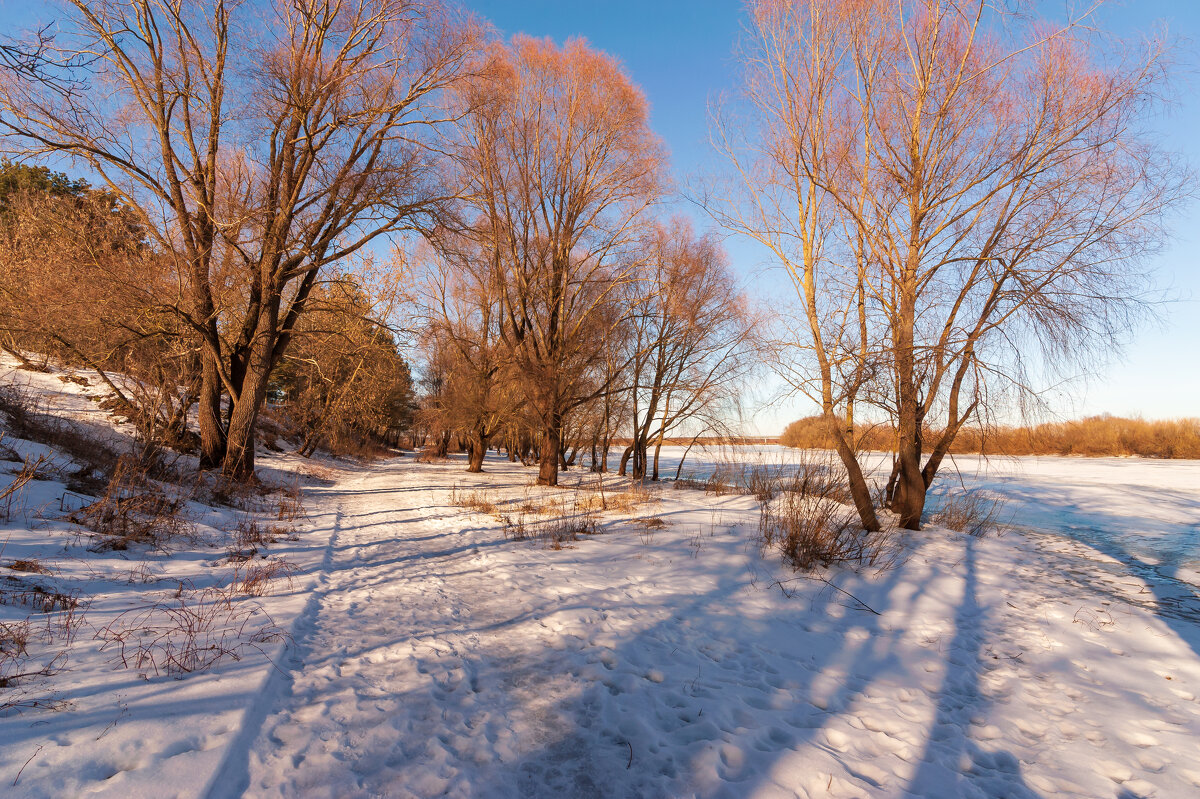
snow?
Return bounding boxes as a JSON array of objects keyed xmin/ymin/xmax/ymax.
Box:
[{"xmin": 3, "ymin": 364, "xmax": 1200, "ymax": 797}]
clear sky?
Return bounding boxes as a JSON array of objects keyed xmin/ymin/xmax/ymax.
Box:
[
  {"xmin": 463, "ymin": 0, "xmax": 1200, "ymax": 433},
  {"xmin": 2, "ymin": 0, "xmax": 1196, "ymax": 433}
]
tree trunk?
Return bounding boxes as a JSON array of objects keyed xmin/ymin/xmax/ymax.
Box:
[
  {"xmin": 222, "ymin": 369, "xmax": 266, "ymax": 482},
  {"xmin": 197, "ymin": 350, "xmax": 227, "ymax": 469},
  {"xmin": 537, "ymin": 417, "xmax": 562, "ymax": 486},
  {"xmin": 467, "ymin": 428, "xmax": 487, "ymax": 472},
  {"xmin": 892, "ymin": 268, "xmax": 925, "ymax": 530},
  {"xmin": 618, "ymin": 444, "xmax": 633, "ymax": 477}
]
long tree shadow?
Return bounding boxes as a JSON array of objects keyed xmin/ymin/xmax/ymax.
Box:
[
  {"xmin": 930, "ymin": 474, "xmax": 1200, "ymax": 661},
  {"xmin": 212, "ymin": 454, "xmax": 954, "ymax": 797},
  {"xmin": 903, "ymin": 535, "xmax": 1041, "ymax": 798}
]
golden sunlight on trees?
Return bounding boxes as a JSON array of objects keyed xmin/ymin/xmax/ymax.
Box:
[
  {"xmin": 618, "ymin": 217, "xmax": 760, "ymax": 481},
  {"xmin": 448, "ymin": 36, "xmax": 665, "ymax": 486},
  {"xmin": 711, "ymin": 0, "xmax": 1189, "ymax": 530},
  {"xmin": 0, "ymin": 0, "xmax": 477, "ymax": 479}
]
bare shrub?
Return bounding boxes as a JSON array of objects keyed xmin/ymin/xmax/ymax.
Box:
[
  {"xmin": 198, "ymin": 473, "xmax": 263, "ymax": 512},
  {"xmin": 928, "ymin": 490, "xmax": 1006, "ymax": 538},
  {"xmin": 1, "ymin": 578, "xmax": 86, "ymax": 710},
  {"xmin": 72, "ymin": 455, "xmax": 194, "ymax": 551},
  {"xmin": 450, "ymin": 485, "xmax": 498, "ymax": 517},
  {"xmin": 746, "ymin": 464, "xmax": 780, "ymax": 502},
  {"xmin": 94, "ymin": 585, "xmax": 288, "ymax": 677},
  {"xmin": 275, "ymin": 480, "xmax": 305, "ymax": 522},
  {"xmin": 230, "ymin": 516, "xmax": 287, "ymax": 550},
  {"xmin": 757, "ymin": 458, "xmax": 883, "ymax": 571},
  {"xmin": 415, "ymin": 446, "xmax": 450, "ymax": 464},
  {"xmin": 1, "ymin": 450, "xmax": 48, "ymax": 521},
  {"xmin": 0, "ymin": 382, "xmax": 132, "ymax": 501},
  {"xmin": 232, "ymin": 561, "xmax": 298, "ymax": 597}
]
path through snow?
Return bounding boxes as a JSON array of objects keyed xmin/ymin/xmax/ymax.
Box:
[{"xmin": 208, "ymin": 457, "xmax": 1200, "ymax": 798}]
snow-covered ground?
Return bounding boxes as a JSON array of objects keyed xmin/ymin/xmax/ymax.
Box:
[{"xmin": 3, "ymin": 367, "xmax": 1200, "ymax": 797}]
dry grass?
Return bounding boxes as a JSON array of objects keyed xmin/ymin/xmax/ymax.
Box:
[
  {"xmin": 94, "ymin": 583, "xmax": 288, "ymax": 677},
  {"xmin": 928, "ymin": 490, "xmax": 1007, "ymax": 537},
  {"xmin": 230, "ymin": 516, "xmax": 290, "ymax": 549},
  {"xmin": 71, "ymin": 455, "xmax": 194, "ymax": 551},
  {"xmin": 5, "ymin": 559, "xmax": 51, "ymax": 575},
  {"xmin": 0, "ymin": 382, "xmax": 121, "ymax": 487},
  {"xmin": 782, "ymin": 413, "xmax": 1200, "ymax": 460},
  {"xmin": 231, "ymin": 560, "xmax": 298, "ymax": 597},
  {"xmin": 450, "ymin": 485, "xmax": 499, "ymax": 516},
  {"xmin": 275, "ymin": 479, "xmax": 305, "ymax": 522},
  {"xmin": 756, "ymin": 456, "xmax": 888, "ymax": 571},
  {"xmin": 1, "ymin": 577, "xmax": 86, "ymax": 709}
]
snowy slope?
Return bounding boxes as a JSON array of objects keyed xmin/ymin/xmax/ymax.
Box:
[{"xmin": 0, "ymin": 359, "xmax": 339, "ymax": 798}]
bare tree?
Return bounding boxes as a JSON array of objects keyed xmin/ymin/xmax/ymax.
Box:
[
  {"xmin": 450, "ymin": 36, "xmax": 665, "ymax": 486},
  {"xmin": 619, "ymin": 217, "xmax": 758, "ymax": 481},
  {"xmin": 0, "ymin": 0, "xmax": 477, "ymax": 479},
  {"xmin": 713, "ymin": 0, "xmax": 1188, "ymax": 530},
  {"xmin": 417, "ymin": 235, "xmax": 518, "ymax": 472}
]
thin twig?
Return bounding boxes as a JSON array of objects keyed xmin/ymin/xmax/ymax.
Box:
[{"xmin": 12, "ymin": 744, "xmax": 43, "ymax": 787}]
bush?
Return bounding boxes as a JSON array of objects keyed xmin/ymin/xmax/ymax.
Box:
[
  {"xmin": 94, "ymin": 584, "xmax": 287, "ymax": 677},
  {"xmin": 757, "ymin": 456, "xmax": 884, "ymax": 571},
  {"xmin": 72, "ymin": 455, "xmax": 194, "ymax": 551},
  {"xmin": 927, "ymin": 490, "xmax": 1006, "ymax": 537}
]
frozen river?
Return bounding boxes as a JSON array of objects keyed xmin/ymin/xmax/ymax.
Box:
[{"xmin": 600, "ymin": 444, "xmax": 1200, "ymax": 586}]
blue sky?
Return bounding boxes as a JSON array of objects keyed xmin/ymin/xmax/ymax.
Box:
[
  {"xmin": 465, "ymin": 0, "xmax": 1200, "ymax": 431},
  {"xmin": 2, "ymin": 0, "xmax": 1196, "ymax": 432}
]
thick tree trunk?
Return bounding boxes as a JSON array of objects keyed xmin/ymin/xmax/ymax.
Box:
[
  {"xmin": 467, "ymin": 428, "xmax": 487, "ymax": 472},
  {"xmin": 618, "ymin": 444, "xmax": 633, "ymax": 477},
  {"xmin": 222, "ymin": 302, "xmax": 279, "ymax": 481},
  {"xmin": 222, "ymin": 373, "xmax": 265, "ymax": 481},
  {"xmin": 892, "ymin": 269, "xmax": 925, "ymax": 530},
  {"xmin": 537, "ymin": 417, "xmax": 562, "ymax": 486}
]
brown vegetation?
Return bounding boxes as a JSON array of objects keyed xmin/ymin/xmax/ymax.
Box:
[
  {"xmin": 781, "ymin": 414, "xmax": 1200, "ymax": 459},
  {"xmin": 94, "ymin": 584, "xmax": 287, "ymax": 677}
]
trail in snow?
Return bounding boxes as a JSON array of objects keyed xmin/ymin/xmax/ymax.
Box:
[{"xmin": 219, "ymin": 456, "xmax": 1200, "ymax": 799}]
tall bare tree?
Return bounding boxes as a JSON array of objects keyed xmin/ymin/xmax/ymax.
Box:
[
  {"xmin": 0, "ymin": 0, "xmax": 476, "ymax": 479},
  {"xmin": 417, "ymin": 235, "xmax": 518, "ymax": 472},
  {"xmin": 713, "ymin": 0, "xmax": 1188, "ymax": 530},
  {"xmin": 449, "ymin": 36, "xmax": 665, "ymax": 486},
  {"xmin": 619, "ymin": 217, "xmax": 758, "ymax": 481}
]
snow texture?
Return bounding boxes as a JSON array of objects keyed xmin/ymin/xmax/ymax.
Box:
[{"xmin": 2, "ymin": 361, "xmax": 1199, "ymax": 798}]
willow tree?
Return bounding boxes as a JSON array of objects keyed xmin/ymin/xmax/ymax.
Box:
[
  {"xmin": 0, "ymin": 0, "xmax": 476, "ymax": 478},
  {"xmin": 451, "ymin": 36, "xmax": 664, "ymax": 486},
  {"xmin": 713, "ymin": 0, "xmax": 1187, "ymax": 530}
]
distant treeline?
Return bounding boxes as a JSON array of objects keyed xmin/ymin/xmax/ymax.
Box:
[
  {"xmin": 608, "ymin": 436, "xmax": 779, "ymax": 447},
  {"xmin": 780, "ymin": 415, "xmax": 1200, "ymax": 460}
]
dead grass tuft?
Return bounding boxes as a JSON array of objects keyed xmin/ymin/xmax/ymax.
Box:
[
  {"xmin": 72, "ymin": 455, "xmax": 194, "ymax": 551},
  {"xmin": 94, "ymin": 584, "xmax": 288, "ymax": 677},
  {"xmin": 450, "ymin": 485, "xmax": 499, "ymax": 516},
  {"xmin": 928, "ymin": 489, "xmax": 1006, "ymax": 537},
  {"xmin": 757, "ymin": 457, "xmax": 887, "ymax": 571},
  {"xmin": 231, "ymin": 560, "xmax": 298, "ymax": 597},
  {"xmin": 5, "ymin": 559, "xmax": 51, "ymax": 575}
]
